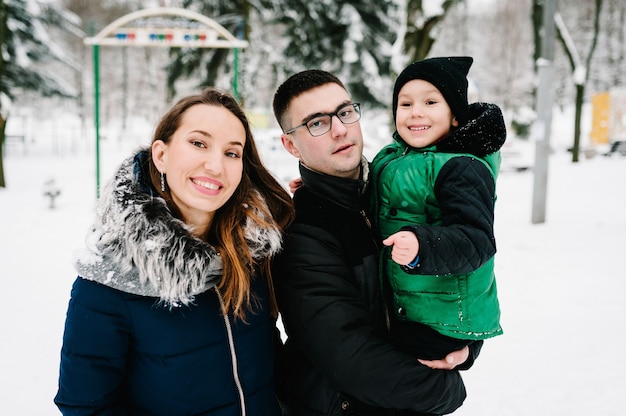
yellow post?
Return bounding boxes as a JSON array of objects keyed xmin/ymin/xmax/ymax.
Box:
[{"xmin": 590, "ymin": 92, "xmax": 610, "ymax": 145}]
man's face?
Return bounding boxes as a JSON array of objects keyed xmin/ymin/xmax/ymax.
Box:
[{"xmin": 280, "ymin": 83, "xmax": 364, "ymax": 180}]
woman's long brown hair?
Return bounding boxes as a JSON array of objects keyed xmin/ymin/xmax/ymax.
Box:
[{"xmin": 147, "ymin": 88, "xmax": 294, "ymax": 319}]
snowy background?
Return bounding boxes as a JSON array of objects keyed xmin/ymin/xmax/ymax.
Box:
[{"xmin": 1, "ymin": 104, "xmax": 625, "ymax": 415}]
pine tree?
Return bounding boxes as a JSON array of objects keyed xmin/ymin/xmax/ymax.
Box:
[
  {"xmin": 262, "ymin": 0, "xmax": 398, "ymax": 107},
  {"xmin": 0, "ymin": 0, "xmax": 79, "ymax": 188},
  {"xmin": 165, "ymin": 0, "xmax": 249, "ymax": 102},
  {"xmin": 165, "ymin": 0, "xmax": 398, "ymax": 108}
]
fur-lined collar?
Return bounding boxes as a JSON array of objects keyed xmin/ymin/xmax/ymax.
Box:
[{"xmin": 74, "ymin": 150, "xmax": 283, "ymax": 307}]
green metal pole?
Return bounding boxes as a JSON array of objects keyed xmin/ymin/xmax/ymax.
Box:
[
  {"xmin": 232, "ymin": 19, "xmax": 244, "ymax": 103},
  {"xmin": 93, "ymin": 44, "xmax": 101, "ymax": 198},
  {"xmin": 233, "ymin": 47, "xmax": 239, "ymax": 102}
]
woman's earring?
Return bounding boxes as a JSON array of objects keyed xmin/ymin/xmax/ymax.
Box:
[{"xmin": 160, "ymin": 171, "xmax": 166, "ymax": 192}]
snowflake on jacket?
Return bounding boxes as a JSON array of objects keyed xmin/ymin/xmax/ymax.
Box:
[{"xmin": 371, "ymin": 102, "xmax": 506, "ymax": 357}]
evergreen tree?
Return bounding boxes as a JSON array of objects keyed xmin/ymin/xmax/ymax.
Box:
[
  {"xmin": 263, "ymin": 0, "xmax": 398, "ymax": 107},
  {"xmin": 165, "ymin": 0, "xmax": 249, "ymax": 102},
  {"xmin": 165, "ymin": 1, "xmax": 398, "ymax": 108},
  {"xmin": 0, "ymin": 0, "xmax": 79, "ymax": 188}
]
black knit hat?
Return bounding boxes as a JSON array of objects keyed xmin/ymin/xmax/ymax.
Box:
[{"xmin": 392, "ymin": 56, "xmax": 473, "ymax": 125}]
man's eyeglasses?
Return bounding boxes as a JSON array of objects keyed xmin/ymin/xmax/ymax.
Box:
[{"xmin": 285, "ymin": 103, "xmax": 361, "ymax": 137}]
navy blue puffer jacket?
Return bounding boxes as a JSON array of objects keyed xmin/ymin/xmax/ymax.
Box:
[
  {"xmin": 55, "ymin": 277, "xmax": 280, "ymax": 416},
  {"xmin": 54, "ymin": 151, "xmax": 284, "ymax": 415}
]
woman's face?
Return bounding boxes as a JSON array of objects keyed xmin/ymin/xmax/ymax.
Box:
[{"xmin": 152, "ymin": 104, "xmax": 245, "ymax": 236}]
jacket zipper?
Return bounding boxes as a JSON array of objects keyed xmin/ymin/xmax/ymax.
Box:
[
  {"xmin": 359, "ymin": 208, "xmax": 392, "ymax": 332},
  {"xmin": 216, "ymin": 288, "xmax": 247, "ymax": 416},
  {"xmin": 359, "ymin": 209, "xmax": 372, "ymax": 229},
  {"xmin": 370, "ymin": 150, "xmax": 412, "ymax": 333}
]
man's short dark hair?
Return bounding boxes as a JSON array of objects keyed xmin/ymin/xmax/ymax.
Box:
[{"xmin": 272, "ymin": 70, "xmax": 346, "ymax": 131}]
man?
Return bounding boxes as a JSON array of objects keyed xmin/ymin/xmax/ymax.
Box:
[{"xmin": 271, "ymin": 69, "xmax": 480, "ymax": 416}]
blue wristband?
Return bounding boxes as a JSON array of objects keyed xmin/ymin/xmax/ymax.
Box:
[{"xmin": 406, "ymin": 255, "xmax": 420, "ymax": 268}]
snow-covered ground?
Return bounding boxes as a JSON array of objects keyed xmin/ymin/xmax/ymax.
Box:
[{"xmin": 1, "ymin": 118, "xmax": 625, "ymax": 414}]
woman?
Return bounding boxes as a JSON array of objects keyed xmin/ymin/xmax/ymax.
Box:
[{"xmin": 54, "ymin": 88, "xmax": 294, "ymax": 415}]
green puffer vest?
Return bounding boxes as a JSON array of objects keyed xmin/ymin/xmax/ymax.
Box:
[{"xmin": 371, "ymin": 141, "xmax": 502, "ymax": 340}]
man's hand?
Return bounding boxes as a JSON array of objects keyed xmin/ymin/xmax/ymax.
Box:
[
  {"xmin": 382, "ymin": 231, "xmax": 419, "ymax": 266},
  {"xmin": 418, "ymin": 346, "xmax": 470, "ymax": 370},
  {"xmin": 288, "ymin": 177, "xmax": 303, "ymax": 194}
]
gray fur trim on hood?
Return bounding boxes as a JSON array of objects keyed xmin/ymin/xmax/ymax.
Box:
[{"xmin": 74, "ymin": 150, "xmax": 283, "ymax": 307}]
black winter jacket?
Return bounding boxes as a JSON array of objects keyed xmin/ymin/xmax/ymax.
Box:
[{"xmin": 273, "ymin": 160, "xmax": 469, "ymax": 416}]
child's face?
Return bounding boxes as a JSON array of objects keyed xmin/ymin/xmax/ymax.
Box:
[{"xmin": 395, "ymin": 79, "xmax": 458, "ymax": 149}]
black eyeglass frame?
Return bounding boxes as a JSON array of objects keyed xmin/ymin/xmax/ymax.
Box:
[{"xmin": 284, "ymin": 103, "xmax": 361, "ymax": 136}]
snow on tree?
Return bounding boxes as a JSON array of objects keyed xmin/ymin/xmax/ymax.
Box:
[
  {"xmin": 164, "ymin": 0, "xmax": 249, "ymax": 102},
  {"xmin": 394, "ymin": 0, "xmax": 465, "ymax": 72},
  {"xmin": 0, "ymin": 0, "xmax": 82, "ymax": 188},
  {"xmin": 164, "ymin": 0, "xmax": 471, "ymax": 112},
  {"xmin": 163, "ymin": 0, "xmax": 398, "ymax": 109},
  {"xmin": 552, "ymin": 0, "xmax": 603, "ymax": 161}
]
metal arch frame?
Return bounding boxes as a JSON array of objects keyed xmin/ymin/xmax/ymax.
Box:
[
  {"xmin": 84, "ymin": 7, "xmax": 249, "ymax": 48},
  {"xmin": 83, "ymin": 7, "xmax": 248, "ymax": 197}
]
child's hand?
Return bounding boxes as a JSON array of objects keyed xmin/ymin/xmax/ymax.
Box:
[
  {"xmin": 418, "ymin": 346, "xmax": 470, "ymax": 370},
  {"xmin": 382, "ymin": 231, "xmax": 419, "ymax": 266}
]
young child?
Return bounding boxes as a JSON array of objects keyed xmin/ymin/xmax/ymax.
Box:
[{"xmin": 370, "ymin": 56, "xmax": 505, "ymax": 360}]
